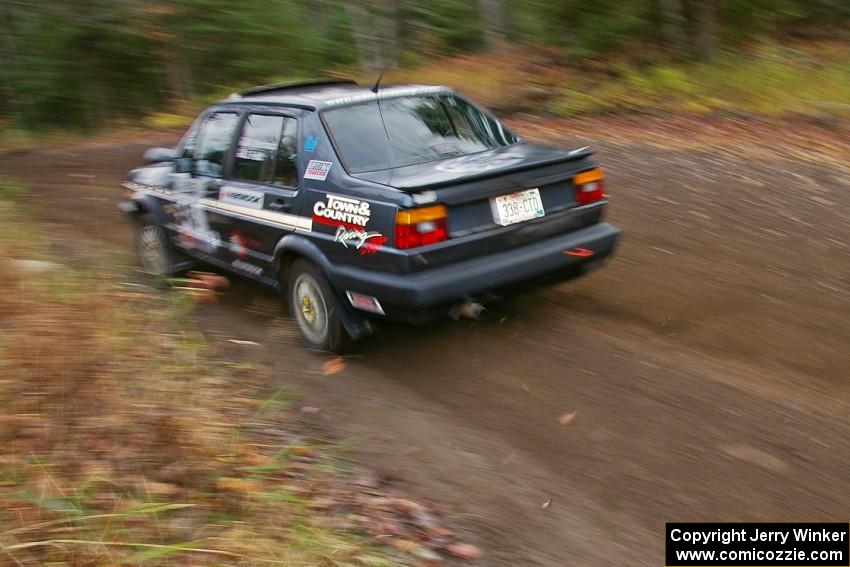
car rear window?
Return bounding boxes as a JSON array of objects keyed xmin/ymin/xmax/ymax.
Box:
[{"xmin": 323, "ymin": 94, "xmax": 518, "ymax": 173}]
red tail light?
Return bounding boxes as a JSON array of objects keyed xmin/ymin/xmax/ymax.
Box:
[
  {"xmin": 395, "ymin": 205, "xmax": 448, "ymax": 249},
  {"xmin": 574, "ymin": 168, "xmax": 605, "ymax": 205}
]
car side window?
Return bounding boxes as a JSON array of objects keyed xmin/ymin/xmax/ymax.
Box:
[
  {"xmin": 235, "ymin": 114, "xmax": 285, "ymax": 183},
  {"xmin": 234, "ymin": 114, "xmax": 299, "ymax": 188},
  {"xmin": 275, "ymin": 118, "xmax": 298, "ymax": 187},
  {"xmin": 176, "ymin": 116, "xmax": 201, "ymax": 159},
  {"xmin": 193, "ymin": 112, "xmax": 240, "ymax": 177}
]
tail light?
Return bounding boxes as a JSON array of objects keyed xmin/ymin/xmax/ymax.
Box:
[
  {"xmin": 395, "ymin": 204, "xmax": 448, "ymax": 249},
  {"xmin": 573, "ymin": 168, "xmax": 605, "ymax": 205}
]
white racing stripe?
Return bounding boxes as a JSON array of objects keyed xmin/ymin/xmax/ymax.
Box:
[
  {"xmin": 200, "ymin": 198, "xmax": 313, "ymax": 231},
  {"xmin": 125, "ymin": 182, "xmax": 313, "ymax": 232}
]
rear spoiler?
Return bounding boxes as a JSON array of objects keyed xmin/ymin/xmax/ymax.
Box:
[{"xmin": 399, "ymin": 146, "xmax": 593, "ymax": 192}]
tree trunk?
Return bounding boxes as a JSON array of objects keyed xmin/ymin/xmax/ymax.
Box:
[
  {"xmin": 377, "ymin": 0, "xmax": 399, "ymax": 69},
  {"xmin": 345, "ymin": 1, "xmax": 377, "ymax": 72},
  {"xmin": 660, "ymin": 0, "xmax": 687, "ymax": 58},
  {"xmin": 691, "ymin": 0, "xmax": 717, "ymax": 60},
  {"xmin": 478, "ymin": 0, "xmax": 505, "ymax": 51},
  {"xmin": 161, "ymin": 34, "xmax": 193, "ymax": 103},
  {"xmin": 0, "ymin": 9, "xmax": 17, "ymax": 116}
]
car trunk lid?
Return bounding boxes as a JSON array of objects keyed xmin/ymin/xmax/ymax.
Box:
[
  {"xmin": 352, "ymin": 142, "xmax": 597, "ymax": 239},
  {"xmin": 353, "ymin": 143, "xmax": 605, "ymax": 272}
]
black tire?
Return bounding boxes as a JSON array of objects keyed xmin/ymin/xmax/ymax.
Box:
[
  {"xmin": 135, "ymin": 213, "xmax": 174, "ymax": 278},
  {"xmin": 287, "ymin": 259, "xmax": 351, "ymax": 353}
]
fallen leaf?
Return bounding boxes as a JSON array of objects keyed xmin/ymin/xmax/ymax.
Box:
[
  {"xmin": 322, "ymin": 357, "xmax": 346, "ymax": 376},
  {"xmin": 228, "ymin": 339, "xmax": 260, "ymax": 346},
  {"xmin": 392, "ymin": 538, "xmax": 420, "ymax": 553},
  {"xmin": 414, "ymin": 547, "xmax": 444, "ymax": 564},
  {"xmin": 446, "ymin": 543, "xmax": 482, "ymax": 560},
  {"xmin": 558, "ymin": 411, "xmax": 576, "ymax": 425},
  {"xmin": 542, "ymin": 497, "xmax": 552, "ymax": 509},
  {"xmin": 178, "ymin": 287, "xmax": 218, "ymax": 303},
  {"xmin": 144, "ymin": 481, "xmax": 181, "ymax": 498},
  {"xmin": 216, "ymin": 477, "xmax": 261, "ymax": 495},
  {"xmin": 290, "ymin": 445, "xmax": 317, "ymax": 458},
  {"xmin": 188, "ymin": 271, "xmax": 230, "ymax": 290}
]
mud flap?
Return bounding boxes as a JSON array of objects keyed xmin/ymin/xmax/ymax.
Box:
[{"xmin": 333, "ymin": 290, "xmax": 377, "ymax": 341}]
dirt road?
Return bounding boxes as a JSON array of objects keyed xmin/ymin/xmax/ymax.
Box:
[{"xmin": 3, "ymin": 116, "xmax": 850, "ymax": 565}]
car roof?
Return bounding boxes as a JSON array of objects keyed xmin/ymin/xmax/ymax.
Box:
[{"xmin": 220, "ymin": 79, "xmax": 454, "ymax": 111}]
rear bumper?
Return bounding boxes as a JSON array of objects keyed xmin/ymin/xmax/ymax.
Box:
[{"xmin": 329, "ymin": 222, "xmax": 621, "ymax": 314}]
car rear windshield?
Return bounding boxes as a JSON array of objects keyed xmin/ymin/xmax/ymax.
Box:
[{"xmin": 322, "ymin": 94, "xmax": 518, "ymax": 173}]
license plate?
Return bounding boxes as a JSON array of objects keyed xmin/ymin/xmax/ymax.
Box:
[{"xmin": 491, "ymin": 188, "xmax": 545, "ymax": 226}]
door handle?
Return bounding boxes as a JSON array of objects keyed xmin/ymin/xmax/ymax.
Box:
[{"xmin": 267, "ymin": 199, "xmax": 291, "ymax": 212}]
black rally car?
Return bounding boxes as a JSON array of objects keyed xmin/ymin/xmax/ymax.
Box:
[{"xmin": 122, "ymin": 80, "xmax": 621, "ymax": 351}]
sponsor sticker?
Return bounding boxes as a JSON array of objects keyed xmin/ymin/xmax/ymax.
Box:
[
  {"xmin": 235, "ymin": 148, "xmax": 267, "ymax": 161},
  {"xmin": 304, "ymin": 160, "xmax": 332, "ymax": 181},
  {"xmin": 312, "ymin": 193, "xmax": 386, "ymax": 255},
  {"xmin": 220, "ymin": 187, "xmax": 264, "ymax": 210},
  {"xmin": 334, "ymin": 226, "xmax": 387, "ymax": 255},
  {"xmin": 323, "ymin": 86, "xmax": 445, "ymax": 107},
  {"xmin": 313, "ymin": 194, "xmax": 371, "ymax": 228},
  {"xmin": 238, "ymin": 137, "xmax": 278, "ymax": 151},
  {"xmin": 304, "ymin": 135, "xmax": 320, "ymax": 152}
]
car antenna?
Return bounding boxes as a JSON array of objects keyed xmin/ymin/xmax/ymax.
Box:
[
  {"xmin": 371, "ymin": 65, "xmax": 395, "ymax": 184},
  {"xmin": 371, "ymin": 65, "xmax": 389, "ymax": 93}
]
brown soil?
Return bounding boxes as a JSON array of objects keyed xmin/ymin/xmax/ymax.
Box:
[{"xmin": 3, "ymin": 115, "xmax": 849, "ymax": 566}]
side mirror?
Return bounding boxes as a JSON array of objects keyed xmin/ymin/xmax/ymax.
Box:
[
  {"xmin": 143, "ymin": 147, "xmax": 176, "ymax": 164},
  {"xmin": 175, "ymin": 157, "xmax": 193, "ymax": 174}
]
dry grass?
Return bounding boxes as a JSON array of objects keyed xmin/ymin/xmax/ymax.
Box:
[
  {"xmin": 0, "ymin": 194, "xmax": 399, "ymax": 566},
  {"xmin": 377, "ymin": 42, "xmax": 850, "ymax": 122}
]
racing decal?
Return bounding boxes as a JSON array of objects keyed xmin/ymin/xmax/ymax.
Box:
[
  {"xmin": 303, "ymin": 135, "xmax": 320, "ymax": 152},
  {"xmin": 304, "ymin": 160, "xmax": 333, "ymax": 181},
  {"xmin": 235, "ymin": 148, "xmax": 267, "ymax": 161},
  {"xmin": 237, "ymin": 137, "xmax": 278, "ymax": 151},
  {"xmin": 236, "ymin": 137, "xmax": 278, "ymax": 161},
  {"xmin": 312, "ymin": 194, "xmax": 386, "ymax": 255},
  {"xmin": 323, "ymin": 86, "xmax": 445, "ymax": 107},
  {"xmin": 220, "ymin": 186, "xmax": 263, "ymax": 210},
  {"xmin": 312, "ymin": 194, "xmax": 371, "ymax": 228},
  {"xmin": 171, "ymin": 174, "xmax": 220, "ymax": 254},
  {"xmin": 333, "ymin": 227, "xmax": 387, "ymax": 255},
  {"xmin": 201, "ymin": 199, "xmax": 313, "ymax": 231},
  {"xmin": 227, "ymin": 230, "xmax": 263, "ymax": 259}
]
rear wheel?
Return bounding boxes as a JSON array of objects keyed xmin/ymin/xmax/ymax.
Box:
[
  {"xmin": 287, "ymin": 259, "xmax": 351, "ymax": 353},
  {"xmin": 135, "ymin": 214, "xmax": 172, "ymax": 277}
]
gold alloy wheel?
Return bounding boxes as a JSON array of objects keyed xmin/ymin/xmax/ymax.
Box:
[
  {"xmin": 137, "ymin": 224, "xmax": 168, "ymax": 275},
  {"xmin": 292, "ymin": 272, "xmax": 329, "ymax": 344}
]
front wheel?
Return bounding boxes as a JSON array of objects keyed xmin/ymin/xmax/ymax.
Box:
[
  {"xmin": 135, "ymin": 214, "xmax": 173, "ymax": 278},
  {"xmin": 287, "ymin": 259, "xmax": 351, "ymax": 353}
]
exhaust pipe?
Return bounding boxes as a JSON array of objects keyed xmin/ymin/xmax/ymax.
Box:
[{"xmin": 449, "ymin": 300, "xmax": 487, "ymax": 321}]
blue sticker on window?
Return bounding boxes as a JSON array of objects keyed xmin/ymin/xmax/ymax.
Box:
[{"xmin": 304, "ymin": 135, "xmax": 320, "ymax": 153}]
